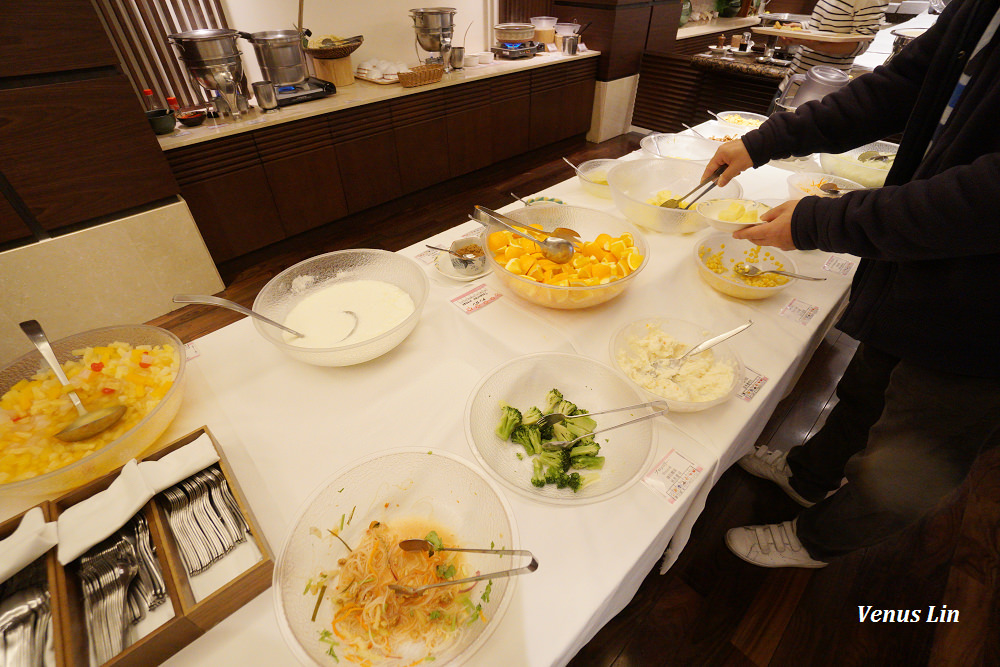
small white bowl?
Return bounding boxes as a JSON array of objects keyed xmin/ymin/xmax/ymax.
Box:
[
  {"xmin": 575, "ymin": 158, "xmax": 616, "ymax": 199},
  {"xmin": 640, "ymin": 133, "xmax": 718, "ymax": 162},
  {"xmin": 554, "ymin": 23, "xmax": 581, "ymax": 35},
  {"xmin": 715, "ymin": 110, "xmax": 769, "ymax": 131},
  {"xmin": 786, "ymin": 172, "xmax": 864, "ymax": 200},
  {"xmin": 478, "ymin": 51, "xmax": 494, "ymax": 64},
  {"xmin": 696, "ymin": 198, "xmax": 773, "ymax": 233}
]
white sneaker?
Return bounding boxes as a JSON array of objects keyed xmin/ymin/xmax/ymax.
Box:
[
  {"xmin": 725, "ymin": 519, "xmax": 828, "ymax": 569},
  {"xmin": 737, "ymin": 446, "xmax": 816, "ymax": 507}
]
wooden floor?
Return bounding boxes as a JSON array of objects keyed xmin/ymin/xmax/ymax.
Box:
[{"xmin": 149, "ymin": 133, "xmax": 999, "ymax": 667}]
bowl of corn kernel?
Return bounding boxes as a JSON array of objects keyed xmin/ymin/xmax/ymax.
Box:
[
  {"xmin": 483, "ymin": 205, "xmax": 647, "ymax": 309},
  {"xmin": 0, "ymin": 325, "xmax": 185, "ymax": 496},
  {"xmin": 694, "ymin": 232, "xmax": 797, "ymax": 299}
]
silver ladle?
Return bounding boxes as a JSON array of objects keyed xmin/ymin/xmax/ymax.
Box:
[
  {"xmin": 19, "ymin": 320, "xmax": 127, "ymax": 442},
  {"xmin": 388, "ymin": 539, "xmax": 537, "ymax": 596},
  {"xmin": 473, "ymin": 205, "xmax": 576, "ymax": 263},
  {"xmin": 173, "ymin": 294, "xmax": 361, "ymax": 343}
]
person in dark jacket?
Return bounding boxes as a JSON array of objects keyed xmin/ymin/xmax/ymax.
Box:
[{"xmin": 704, "ymin": 0, "xmax": 1000, "ymax": 568}]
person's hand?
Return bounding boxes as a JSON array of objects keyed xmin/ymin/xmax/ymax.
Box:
[
  {"xmin": 703, "ymin": 139, "xmax": 753, "ymax": 187},
  {"xmin": 732, "ymin": 200, "xmax": 798, "ymax": 250}
]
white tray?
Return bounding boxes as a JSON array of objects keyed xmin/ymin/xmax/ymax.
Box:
[{"xmin": 752, "ymin": 26, "xmax": 877, "ymax": 43}]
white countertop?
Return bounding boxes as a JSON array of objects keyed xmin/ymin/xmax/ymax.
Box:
[
  {"xmin": 1, "ymin": 127, "xmax": 859, "ymax": 666},
  {"xmin": 158, "ymin": 51, "xmax": 599, "ymax": 151}
]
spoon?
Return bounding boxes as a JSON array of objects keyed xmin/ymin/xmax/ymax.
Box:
[
  {"xmin": 818, "ymin": 182, "xmax": 874, "ymax": 197},
  {"xmin": 660, "ymin": 164, "xmax": 726, "ymax": 209},
  {"xmin": 857, "ymin": 150, "xmax": 893, "ymax": 163},
  {"xmin": 561, "ymin": 156, "xmax": 584, "ymax": 175},
  {"xmin": 473, "ymin": 206, "xmax": 576, "ymax": 263},
  {"xmin": 650, "ymin": 320, "xmax": 754, "ymax": 376},
  {"xmin": 682, "ymin": 123, "xmax": 710, "ymax": 140},
  {"xmin": 733, "ymin": 263, "xmax": 826, "ymax": 281},
  {"xmin": 172, "ymin": 294, "xmax": 309, "ymax": 337},
  {"xmin": 426, "ymin": 244, "xmax": 478, "ymax": 261},
  {"xmin": 388, "ymin": 540, "xmax": 537, "ymax": 596},
  {"xmin": 18, "ymin": 320, "xmax": 127, "ymax": 442}
]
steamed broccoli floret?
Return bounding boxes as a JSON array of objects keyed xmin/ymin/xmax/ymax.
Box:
[
  {"xmin": 550, "ymin": 422, "xmax": 574, "ymax": 443},
  {"xmin": 530, "ymin": 458, "xmax": 546, "ymax": 488},
  {"xmin": 538, "ymin": 421, "xmax": 554, "ymax": 441},
  {"xmin": 542, "ymin": 389, "xmax": 564, "ymax": 415},
  {"xmin": 569, "ymin": 442, "xmax": 600, "ymax": 459},
  {"xmin": 570, "ymin": 455, "xmax": 605, "ymax": 470},
  {"xmin": 564, "ymin": 420, "xmax": 595, "ymax": 441},
  {"xmin": 496, "ymin": 403, "xmax": 522, "ymax": 441},
  {"xmin": 521, "ymin": 406, "xmax": 543, "ymax": 426},
  {"xmin": 538, "ymin": 448, "xmax": 571, "ymax": 473},
  {"xmin": 511, "ymin": 424, "xmax": 543, "ymax": 456},
  {"xmin": 566, "ymin": 413, "xmax": 597, "ymax": 432},
  {"xmin": 553, "ymin": 398, "xmax": 578, "ymax": 417}
]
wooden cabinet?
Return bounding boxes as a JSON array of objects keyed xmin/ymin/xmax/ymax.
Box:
[
  {"xmin": 330, "ymin": 106, "xmax": 402, "ymax": 213},
  {"xmin": 445, "ymin": 80, "xmax": 492, "ymax": 178},
  {"xmin": 391, "ymin": 91, "xmax": 451, "ymax": 195},
  {"xmin": 490, "ymin": 72, "xmax": 531, "ymax": 163},
  {"xmin": 529, "ymin": 58, "xmax": 598, "ymax": 149},
  {"xmin": 255, "ymin": 117, "xmax": 348, "ymax": 237},
  {"xmin": 165, "ymin": 135, "xmax": 284, "ymax": 262},
  {"xmin": 0, "ymin": 195, "xmax": 32, "ymax": 246}
]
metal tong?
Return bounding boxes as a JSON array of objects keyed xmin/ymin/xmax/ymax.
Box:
[{"xmin": 660, "ymin": 164, "xmax": 727, "ymax": 209}]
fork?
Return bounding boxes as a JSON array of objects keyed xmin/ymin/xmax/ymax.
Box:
[{"xmin": 535, "ymin": 400, "xmax": 668, "ymax": 428}]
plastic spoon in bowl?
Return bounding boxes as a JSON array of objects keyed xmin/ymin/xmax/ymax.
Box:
[
  {"xmin": 733, "ymin": 263, "xmax": 826, "ymax": 281},
  {"xmin": 18, "ymin": 320, "xmax": 127, "ymax": 442}
]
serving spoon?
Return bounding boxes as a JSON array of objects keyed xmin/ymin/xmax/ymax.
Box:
[
  {"xmin": 387, "ymin": 540, "xmax": 537, "ymax": 596},
  {"xmin": 425, "ymin": 244, "xmax": 479, "ymax": 262},
  {"xmin": 19, "ymin": 320, "xmax": 127, "ymax": 442},
  {"xmin": 173, "ymin": 294, "xmax": 360, "ymax": 343},
  {"xmin": 817, "ymin": 182, "xmax": 877, "ymax": 197},
  {"xmin": 733, "ymin": 263, "xmax": 826, "ymax": 281},
  {"xmin": 473, "ymin": 205, "xmax": 576, "ymax": 263},
  {"xmin": 650, "ymin": 319, "xmax": 754, "ymax": 378}
]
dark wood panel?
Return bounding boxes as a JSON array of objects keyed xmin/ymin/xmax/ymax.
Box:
[
  {"xmin": 394, "ymin": 120, "xmax": 450, "ymax": 195},
  {"xmin": 647, "ymin": 2, "xmax": 683, "ymax": 53},
  {"xmin": 261, "ymin": 147, "xmax": 348, "ymax": 236},
  {"xmin": 0, "ymin": 194, "xmax": 32, "ymax": 246},
  {"xmin": 0, "ymin": 74, "xmax": 178, "ymax": 231},
  {"xmin": 563, "ymin": 78, "xmax": 597, "ymax": 137},
  {"xmin": 447, "ymin": 109, "xmax": 493, "ymax": 177},
  {"xmin": 166, "ymin": 134, "xmax": 261, "ymax": 185},
  {"xmin": 334, "ymin": 131, "xmax": 402, "ymax": 213},
  {"xmin": 552, "ymin": 3, "xmax": 653, "ymax": 80},
  {"xmin": 253, "ymin": 116, "xmax": 334, "ymax": 159},
  {"xmin": 491, "ymin": 98, "xmax": 531, "ymax": 162},
  {"xmin": 0, "ymin": 0, "xmax": 119, "ymax": 77},
  {"xmin": 176, "ymin": 166, "xmax": 284, "ymax": 263},
  {"xmin": 529, "ymin": 87, "xmax": 564, "ymax": 149}
]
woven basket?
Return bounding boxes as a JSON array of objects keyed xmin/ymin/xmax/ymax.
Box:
[
  {"xmin": 398, "ymin": 64, "xmax": 444, "ymax": 88},
  {"xmin": 304, "ymin": 36, "xmax": 363, "ymax": 60}
]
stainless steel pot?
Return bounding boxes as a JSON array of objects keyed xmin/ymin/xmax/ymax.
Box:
[
  {"xmin": 494, "ymin": 23, "xmax": 535, "ymax": 43},
  {"xmin": 168, "ymin": 28, "xmax": 241, "ymax": 60},
  {"xmin": 410, "ymin": 7, "xmax": 457, "ymax": 29},
  {"xmin": 240, "ymin": 30, "xmax": 308, "ymax": 86},
  {"xmin": 885, "ymin": 27, "xmax": 927, "ymax": 64},
  {"xmin": 181, "ymin": 55, "xmax": 244, "ymax": 90}
]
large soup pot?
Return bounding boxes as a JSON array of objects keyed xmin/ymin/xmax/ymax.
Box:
[
  {"xmin": 168, "ymin": 28, "xmax": 241, "ymax": 60},
  {"xmin": 240, "ymin": 29, "xmax": 309, "ymax": 86}
]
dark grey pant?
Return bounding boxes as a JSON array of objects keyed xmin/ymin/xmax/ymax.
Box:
[{"xmin": 785, "ymin": 343, "xmax": 1000, "ymax": 560}]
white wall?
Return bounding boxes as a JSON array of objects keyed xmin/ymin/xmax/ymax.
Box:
[{"xmin": 221, "ymin": 0, "xmax": 497, "ymax": 84}]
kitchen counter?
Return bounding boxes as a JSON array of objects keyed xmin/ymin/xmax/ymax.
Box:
[
  {"xmin": 677, "ymin": 17, "xmax": 761, "ymax": 40},
  {"xmin": 690, "ymin": 51, "xmax": 788, "ymax": 80},
  {"xmin": 157, "ymin": 50, "xmax": 599, "ymax": 151}
]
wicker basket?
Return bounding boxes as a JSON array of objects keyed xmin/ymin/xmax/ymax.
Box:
[
  {"xmin": 304, "ymin": 35, "xmax": 363, "ymax": 60},
  {"xmin": 398, "ymin": 64, "xmax": 444, "ymax": 88}
]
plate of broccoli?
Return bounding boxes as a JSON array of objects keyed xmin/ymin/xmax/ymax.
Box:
[{"xmin": 466, "ymin": 353, "xmax": 660, "ymax": 505}]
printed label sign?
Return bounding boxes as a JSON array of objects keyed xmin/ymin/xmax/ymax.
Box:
[
  {"xmin": 451, "ymin": 284, "xmax": 502, "ymax": 314},
  {"xmin": 823, "ymin": 255, "xmax": 856, "ymax": 276},
  {"xmin": 780, "ymin": 298, "xmax": 819, "ymax": 325},
  {"xmin": 739, "ymin": 367, "xmax": 768, "ymax": 401},
  {"xmin": 184, "ymin": 342, "xmax": 201, "ymax": 361},
  {"xmin": 416, "ymin": 248, "xmax": 438, "ymax": 264},
  {"xmin": 643, "ymin": 449, "xmax": 704, "ymax": 504}
]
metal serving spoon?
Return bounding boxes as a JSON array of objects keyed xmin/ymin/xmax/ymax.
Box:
[
  {"xmin": 173, "ymin": 294, "xmax": 361, "ymax": 343},
  {"xmin": 682, "ymin": 123, "xmax": 710, "ymax": 140},
  {"xmin": 19, "ymin": 320, "xmax": 127, "ymax": 442},
  {"xmin": 733, "ymin": 263, "xmax": 826, "ymax": 281},
  {"xmin": 387, "ymin": 540, "xmax": 538, "ymax": 596},
  {"xmin": 651, "ymin": 320, "xmax": 754, "ymax": 377},
  {"xmin": 818, "ymin": 182, "xmax": 875, "ymax": 196},
  {"xmin": 473, "ymin": 205, "xmax": 576, "ymax": 263},
  {"xmin": 426, "ymin": 244, "xmax": 478, "ymax": 261}
]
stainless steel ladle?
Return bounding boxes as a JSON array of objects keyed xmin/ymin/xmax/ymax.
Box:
[{"xmin": 19, "ymin": 320, "xmax": 127, "ymax": 442}]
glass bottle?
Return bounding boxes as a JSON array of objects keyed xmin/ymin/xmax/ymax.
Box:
[{"xmin": 142, "ymin": 88, "xmax": 164, "ymax": 113}]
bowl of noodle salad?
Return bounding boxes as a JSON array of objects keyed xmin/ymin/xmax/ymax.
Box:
[{"xmin": 274, "ymin": 449, "xmax": 519, "ymax": 666}]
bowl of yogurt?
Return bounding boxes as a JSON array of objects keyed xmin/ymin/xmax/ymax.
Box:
[
  {"xmin": 609, "ymin": 317, "xmax": 744, "ymax": 412},
  {"xmin": 252, "ymin": 249, "xmax": 430, "ymax": 366}
]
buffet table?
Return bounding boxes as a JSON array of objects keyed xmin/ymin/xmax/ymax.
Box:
[{"xmin": 2, "ymin": 131, "xmax": 858, "ymax": 666}]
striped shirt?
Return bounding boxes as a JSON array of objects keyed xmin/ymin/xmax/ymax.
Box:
[{"xmin": 781, "ymin": 0, "xmax": 888, "ymax": 94}]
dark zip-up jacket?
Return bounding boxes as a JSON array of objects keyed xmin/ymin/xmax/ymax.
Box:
[{"xmin": 741, "ymin": 0, "xmax": 1000, "ymax": 377}]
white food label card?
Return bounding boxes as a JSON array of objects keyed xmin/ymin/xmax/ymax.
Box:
[
  {"xmin": 184, "ymin": 342, "xmax": 201, "ymax": 361},
  {"xmin": 823, "ymin": 256, "xmax": 856, "ymax": 275},
  {"xmin": 780, "ymin": 298, "xmax": 819, "ymax": 325},
  {"xmin": 415, "ymin": 248, "xmax": 438, "ymax": 264},
  {"xmin": 739, "ymin": 366, "xmax": 768, "ymax": 401},
  {"xmin": 451, "ymin": 284, "xmax": 503, "ymax": 314},
  {"xmin": 643, "ymin": 449, "xmax": 704, "ymax": 504}
]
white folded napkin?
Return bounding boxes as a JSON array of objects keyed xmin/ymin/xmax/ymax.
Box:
[
  {"xmin": 138, "ymin": 433, "xmax": 219, "ymax": 493},
  {"xmin": 0, "ymin": 507, "xmax": 58, "ymax": 585},
  {"xmin": 57, "ymin": 460, "xmax": 152, "ymax": 565}
]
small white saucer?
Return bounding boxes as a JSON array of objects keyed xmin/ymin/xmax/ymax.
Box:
[{"xmin": 434, "ymin": 251, "xmax": 491, "ymax": 282}]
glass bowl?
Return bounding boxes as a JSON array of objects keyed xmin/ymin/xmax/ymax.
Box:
[
  {"xmin": 482, "ymin": 205, "xmax": 648, "ymax": 310},
  {"xmin": 607, "ymin": 158, "xmax": 743, "ymax": 234},
  {"xmin": 0, "ymin": 325, "xmax": 185, "ymax": 496},
  {"xmin": 609, "ymin": 317, "xmax": 744, "ymax": 413},
  {"xmin": 554, "ymin": 23, "xmax": 581, "ymax": 35},
  {"xmin": 715, "ymin": 110, "xmax": 768, "ymax": 131},
  {"xmin": 786, "ymin": 172, "xmax": 864, "ymax": 200},
  {"xmin": 819, "ymin": 140, "xmax": 899, "ymax": 188},
  {"xmin": 274, "ymin": 449, "xmax": 518, "ymax": 666},
  {"xmin": 465, "ymin": 352, "xmax": 659, "ymax": 505},
  {"xmin": 575, "ymin": 159, "xmax": 616, "ymax": 199},
  {"xmin": 696, "ymin": 198, "xmax": 775, "ymax": 233},
  {"xmin": 639, "ymin": 133, "xmax": 718, "ymax": 162},
  {"xmin": 694, "ymin": 232, "xmax": 798, "ymax": 300},
  {"xmin": 529, "ymin": 16, "xmax": 558, "ymax": 29},
  {"xmin": 252, "ymin": 249, "xmax": 429, "ymax": 366}
]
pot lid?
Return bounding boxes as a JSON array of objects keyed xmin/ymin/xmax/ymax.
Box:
[
  {"xmin": 409, "ymin": 7, "xmax": 457, "ymax": 14},
  {"xmin": 806, "ymin": 65, "xmax": 850, "ymax": 85},
  {"xmin": 168, "ymin": 28, "xmax": 240, "ymax": 41}
]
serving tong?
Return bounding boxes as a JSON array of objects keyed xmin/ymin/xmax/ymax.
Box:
[
  {"xmin": 472, "ymin": 206, "xmax": 580, "ymax": 263},
  {"xmin": 388, "ymin": 540, "xmax": 538, "ymax": 596},
  {"xmin": 659, "ymin": 164, "xmax": 726, "ymax": 209},
  {"xmin": 75, "ymin": 513, "xmax": 166, "ymax": 665},
  {"xmin": 158, "ymin": 465, "xmax": 249, "ymax": 575},
  {"xmin": 0, "ymin": 559, "xmax": 50, "ymax": 667}
]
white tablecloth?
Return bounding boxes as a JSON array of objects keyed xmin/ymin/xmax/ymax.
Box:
[{"xmin": 1, "ymin": 142, "xmax": 859, "ymax": 667}]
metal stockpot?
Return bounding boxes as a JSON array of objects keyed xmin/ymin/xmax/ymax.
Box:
[
  {"xmin": 168, "ymin": 28, "xmax": 241, "ymax": 60},
  {"xmin": 239, "ymin": 29, "xmax": 309, "ymax": 86},
  {"xmin": 181, "ymin": 55, "xmax": 244, "ymax": 90},
  {"xmin": 410, "ymin": 7, "xmax": 457, "ymax": 29}
]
